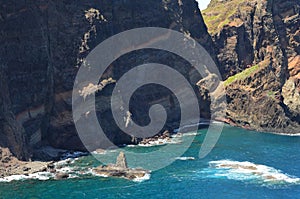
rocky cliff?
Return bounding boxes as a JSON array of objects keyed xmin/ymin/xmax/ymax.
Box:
[
  {"xmin": 0, "ymin": 0, "xmax": 215, "ymax": 160},
  {"xmin": 1, "ymin": 0, "xmax": 299, "ymax": 161},
  {"xmin": 203, "ymin": 0, "xmax": 300, "ymax": 133}
]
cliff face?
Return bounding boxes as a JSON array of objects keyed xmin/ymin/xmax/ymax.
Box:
[
  {"xmin": 0, "ymin": 0, "xmax": 215, "ymax": 159},
  {"xmin": 1, "ymin": 0, "xmax": 299, "ymax": 161},
  {"xmin": 203, "ymin": 0, "xmax": 300, "ymax": 133}
]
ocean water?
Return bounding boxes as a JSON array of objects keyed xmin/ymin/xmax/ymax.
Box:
[{"xmin": 1, "ymin": 125, "xmax": 300, "ymax": 199}]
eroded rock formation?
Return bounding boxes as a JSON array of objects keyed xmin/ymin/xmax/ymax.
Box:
[{"xmin": 203, "ymin": 0, "xmax": 300, "ymax": 133}]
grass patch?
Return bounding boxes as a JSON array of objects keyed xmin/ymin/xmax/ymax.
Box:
[
  {"xmin": 267, "ymin": 91, "xmax": 275, "ymax": 96},
  {"xmin": 202, "ymin": 0, "xmax": 255, "ymax": 34},
  {"xmin": 266, "ymin": 90, "xmax": 279, "ymax": 100},
  {"xmin": 224, "ymin": 64, "xmax": 259, "ymax": 86}
]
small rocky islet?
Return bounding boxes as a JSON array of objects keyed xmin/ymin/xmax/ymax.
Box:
[{"xmin": 93, "ymin": 152, "xmax": 150, "ymax": 180}]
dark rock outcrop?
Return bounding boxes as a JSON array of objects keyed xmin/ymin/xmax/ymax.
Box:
[
  {"xmin": 0, "ymin": 64, "xmax": 30, "ymax": 160},
  {"xmin": 55, "ymin": 172, "xmax": 69, "ymax": 180},
  {"xmin": 0, "ymin": 0, "xmax": 215, "ymax": 159}
]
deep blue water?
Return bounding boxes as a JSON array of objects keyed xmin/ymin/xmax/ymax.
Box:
[{"xmin": 1, "ymin": 125, "xmax": 300, "ymax": 199}]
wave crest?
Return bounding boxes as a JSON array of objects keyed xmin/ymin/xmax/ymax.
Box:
[{"xmin": 201, "ymin": 160, "xmax": 300, "ymax": 186}]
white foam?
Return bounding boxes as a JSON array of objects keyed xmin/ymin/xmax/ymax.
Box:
[
  {"xmin": 204, "ymin": 160, "xmax": 300, "ymax": 185},
  {"xmin": 0, "ymin": 175, "xmax": 28, "ymax": 182},
  {"xmin": 56, "ymin": 166, "xmax": 74, "ymax": 173},
  {"xmin": 55, "ymin": 158, "xmax": 74, "ymax": 166},
  {"xmin": 94, "ymin": 174, "xmax": 109, "ymax": 178},
  {"xmin": 182, "ymin": 132, "xmax": 199, "ymax": 136},
  {"xmin": 138, "ymin": 142, "xmax": 165, "ymax": 147},
  {"xmin": 171, "ymin": 132, "xmax": 199, "ymax": 138},
  {"xmin": 0, "ymin": 172, "xmax": 54, "ymax": 182},
  {"xmin": 92, "ymin": 150, "xmax": 107, "ymax": 154},
  {"xmin": 0, "ymin": 160, "xmax": 82, "ymax": 183},
  {"xmin": 171, "ymin": 133, "xmax": 182, "ymax": 138},
  {"xmin": 138, "ymin": 137, "xmax": 181, "ymax": 147},
  {"xmin": 81, "ymin": 168, "xmax": 106, "ymax": 177},
  {"xmin": 68, "ymin": 174, "xmax": 79, "ymax": 179},
  {"xmin": 132, "ymin": 173, "xmax": 151, "ymax": 182},
  {"xmin": 91, "ymin": 172, "xmax": 109, "ymax": 178},
  {"xmin": 272, "ymin": 132, "xmax": 300, "ymax": 137},
  {"xmin": 175, "ymin": 157, "xmax": 195, "ymax": 161}
]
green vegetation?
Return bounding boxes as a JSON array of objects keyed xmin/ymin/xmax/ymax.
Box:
[
  {"xmin": 267, "ymin": 91, "xmax": 275, "ymax": 96},
  {"xmin": 202, "ymin": 0, "xmax": 255, "ymax": 34},
  {"xmin": 266, "ymin": 91, "xmax": 279, "ymax": 100},
  {"xmin": 224, "ymin": 64, "xmax": 259, "ymax": 86}
]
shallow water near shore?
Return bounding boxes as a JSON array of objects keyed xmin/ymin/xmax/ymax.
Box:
[{"xmin": 1, "ymin": 125, "xmax": 300, "ymax": 198}]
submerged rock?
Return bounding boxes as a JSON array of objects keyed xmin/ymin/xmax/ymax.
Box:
[{"xmin": 55, "ymin": 173, "xmax": 69, "ymax": 180}]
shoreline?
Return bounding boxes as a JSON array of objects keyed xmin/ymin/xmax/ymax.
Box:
[
  {"xmin": 215, "ymin": 118, "xmax": 300, "ymax": 136},
  {"xmin": 1, "ymin": 121, "xmax": 299, "ymax": 181},
  {"xmin": 0, "ymin": 148, "xmax": 89, "ymax": 180}
]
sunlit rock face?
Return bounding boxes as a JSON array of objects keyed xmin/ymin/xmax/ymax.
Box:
[{"xmin": 202, "ymin": 0, "xmax": 300, "ymax": 133}]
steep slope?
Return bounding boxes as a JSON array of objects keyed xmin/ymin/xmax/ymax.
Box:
[
  {"xmin": 203, "ymin": 0, "xmax": 300, "ymax": 133},
  {"xmin": 0, "ymin": 0, "xmax": 215, "ymax": 160}
]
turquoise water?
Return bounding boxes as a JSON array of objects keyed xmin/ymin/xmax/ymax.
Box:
[{"xmin": 1, "ymin": 125, "xmax": 300, "ymax": 199}]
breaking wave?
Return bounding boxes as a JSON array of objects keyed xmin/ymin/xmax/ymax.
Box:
[
  {"xmin": 0, "ymin": 157, "xmax": 150, "ymax": 183},
  {"xmin": 132, "ymin": 173, "xmax": 151, "ymax": 182},
  {"xmin": 200, "ymin": 160, "xmax": 300, "ymax": 186},
  {"xmin": 0, "ymin": 172, "xmax": 55, "ymax": 182},
  {"xmin": 175, "ymin": 157, "xmax": 195, "ymax": 161}
]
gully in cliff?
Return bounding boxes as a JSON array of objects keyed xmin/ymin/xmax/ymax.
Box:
[{"xmin": 93, "ymin": 152, "xmax": 150, "ymax": 180}]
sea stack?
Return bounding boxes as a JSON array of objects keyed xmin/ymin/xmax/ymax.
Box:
[{"xmin": 116, "ymin": 152, "xmax": 128, "ymax": 169}]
